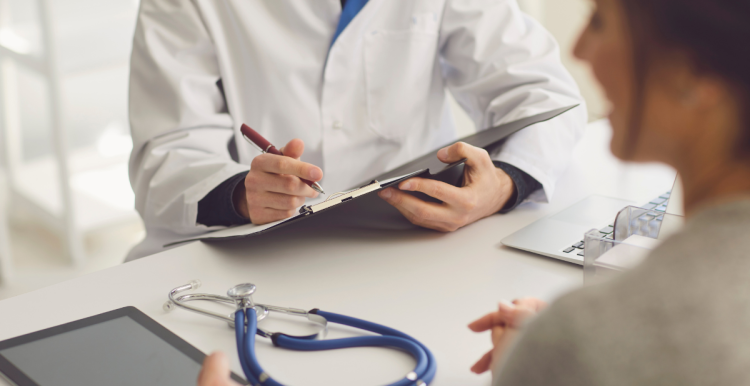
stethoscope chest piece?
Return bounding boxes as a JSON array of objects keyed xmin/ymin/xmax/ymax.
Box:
[
  {"xmin": 227, "ymin": 283, "xmax": 256, "ymax": 299},
  {"xmin": 227, "ymin": 283, "xmax": 257, "ymax": 309}
]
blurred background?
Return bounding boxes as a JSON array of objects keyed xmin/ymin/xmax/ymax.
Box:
[{"xmin": 0, "ymin": 0, "xmax": 604, "ymax": 300}]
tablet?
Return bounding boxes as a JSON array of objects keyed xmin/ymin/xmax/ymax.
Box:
[{"xmin": 0, "ymin": 307, "xmax": 247, "ymax": 386}]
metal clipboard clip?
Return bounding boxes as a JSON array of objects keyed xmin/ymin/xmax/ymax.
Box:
[{"xmin": 299, "ymin": 180, "xmax": 381, "ymax": 216}]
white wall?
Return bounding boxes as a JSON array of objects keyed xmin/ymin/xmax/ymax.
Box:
[
  {"xmin": 451, "ymin": 0, "xmax": 607, "ymax": 136},
  {"xmin": 521, "ymin": 0, "xmax": 606, "ymax": 121},
  {"xmin": 542, "ymin": 0, "xmax": 607, "ymax": 121}
]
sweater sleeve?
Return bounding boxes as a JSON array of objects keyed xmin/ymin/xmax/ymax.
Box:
[{"xmin": 492, "ymin": 299, "xmax": 594, "ymax": 386}]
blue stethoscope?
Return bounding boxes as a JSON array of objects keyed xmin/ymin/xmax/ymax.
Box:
[{"xmin": 165, "ymin": 281, "xmax": 436, "ymax": 386}]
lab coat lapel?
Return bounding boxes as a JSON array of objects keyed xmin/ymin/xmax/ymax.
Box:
[
  {"xmin": 331, "ymin": 0, "xmax": 370, "ymax": 46},
  {"xmin": 329, "ymin": 0, "xmax": 380, "ymax": 52}
]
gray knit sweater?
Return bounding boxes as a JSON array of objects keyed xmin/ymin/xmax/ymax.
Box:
[{"xmin": 495, "ymin": 199, "xmax": 750, "ymax": 386}]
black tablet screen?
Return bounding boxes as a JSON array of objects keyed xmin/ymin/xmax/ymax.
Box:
[{"xmin": 0, "ymin": 315, "xmax": 202, "ymax": 386}]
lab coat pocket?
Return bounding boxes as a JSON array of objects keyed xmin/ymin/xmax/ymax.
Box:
[{"xmin": 364, "ymin": 29, "xmax": 438, "ymax": 141}]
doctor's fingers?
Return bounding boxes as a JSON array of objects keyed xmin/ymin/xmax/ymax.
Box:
[
  {"xmin": 378, "ymin": 188, "xmax": 462, "ymax": 232},
  {"xmin": 279, "ymin": 138, "xmax": 305, "ymax": 159},
  {"xmin": 398, "ymin": 177, "xmax": 472, "ymax": 210},
  {"xmin": 253, "ymin": 191, "xmax": 306, "ymax": 211},
  {"xmin": 437, "ymin": 142, "xmax": 495, "ymax": 171},
  {"xmin": 246, "ymin": 172, "xmax": 318, "ymax": 198},
  {"xmin": 248, "ymin": 207, "xmax": 297, "ymax": 225},
  {"xmin": 251, "ymin": 153, "xmax": 323, "ymax": 182},
  {"xmin": 197, "ymin": 352, "xmax": 240, "ymax": 386}
]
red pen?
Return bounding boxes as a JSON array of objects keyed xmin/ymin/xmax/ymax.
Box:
[{"xmin": 240, "ymin": 124, "xmax": 326, "ymax": 194}]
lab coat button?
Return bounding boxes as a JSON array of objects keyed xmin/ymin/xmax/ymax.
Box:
[{"xmin": 332, "ymin": 120, "xmax": 343, "ymax": 130}]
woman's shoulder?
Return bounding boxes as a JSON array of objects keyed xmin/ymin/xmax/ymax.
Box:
[{"xmin": 497, "ymin": 200, "xmax": 750, "ymax": 385}]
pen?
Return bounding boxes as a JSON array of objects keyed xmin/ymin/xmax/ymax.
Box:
[{"xmin": 240, "ymin": 124, "xmax": 326, "ymax": 195}]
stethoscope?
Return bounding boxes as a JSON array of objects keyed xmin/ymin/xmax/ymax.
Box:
[{"xmin": 164, "ymin": 281, "xmax": 436, "ymax": 386}]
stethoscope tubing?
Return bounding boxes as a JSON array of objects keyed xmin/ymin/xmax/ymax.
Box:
[
  {"xmin": 313, "ymin": 310, "xmax": 437, "ymax": 384},
  {"xmin": 234, "ymin": 308, "xmax": 436, "ymax": 386},
  {"xmin": 244, "ymin": 308, "xmax": 285, "ymax": 386},
  {"xmin": 274, "ymin": 335, "xmax": 428, "ymax": 378},
  {"xmin": 234, "ymin": 310, "xmax": 261, "ymax": 385}
]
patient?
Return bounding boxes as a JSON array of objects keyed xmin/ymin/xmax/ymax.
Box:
[
  {"xmin": 469, "ymin": 0, "xmax": 750, "ymax": 384},
  {"xmin": 197, "ymin": 0, "xmax": 750, "ymax": 384}
]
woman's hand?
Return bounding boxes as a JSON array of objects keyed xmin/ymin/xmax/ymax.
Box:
[
  {"xmin": 468, "ymin": 298, "xmax": 548, "ymax": 375},
  {"xmin": 233, "ymin": 139, "xmax": 322, "ymax": 224},
  {"xmin": 377, "ymin": 142, "xmax": 515, "ymax": 232},
  {"xmin": 197, "ymin": 352, "xmax": 241, "ymax": 386}
]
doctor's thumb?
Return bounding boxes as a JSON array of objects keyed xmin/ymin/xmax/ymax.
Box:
[
  {"xmin": 438, "ymin": 142, "xmax": 471, "ymax": 163},
  {"xmin": 280, "ymin": 138, "xmax": 305, "ymax": 160},
  {"xmin": 198, "ymin": 352, "xmax": 241, "ymax": 386}
]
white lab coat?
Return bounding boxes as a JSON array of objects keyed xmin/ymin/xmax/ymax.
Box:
[{"xmin": 127, "ymin": 0, "xmax": 587, "ymax": 260}]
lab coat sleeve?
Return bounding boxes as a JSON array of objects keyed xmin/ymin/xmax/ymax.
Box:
[
  {"xmin": 439, "ymin": 0, "xmax": 588, "ymax": 202},
  {"xmin": 128, "ymin": 0, "xmax": 249, "ymax": 236}
]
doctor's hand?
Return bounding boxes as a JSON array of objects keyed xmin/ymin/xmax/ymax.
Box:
[
  {"xmin": 468, "ymin": 298, "xmax": 547, "ymax": 376},
  {"xmin": 197, "ymin": 352, "xmax": 241, "ymax": 386},
  {"xmin": 233, "ymin": 139, "xmax": 322, "ymax": 225},
  {"xmin": 377, "ymin": 142, "xmax": 514, "ymax": 232}
]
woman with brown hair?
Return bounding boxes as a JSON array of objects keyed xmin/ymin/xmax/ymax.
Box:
[
  {"xmin": 197, "ymin": 0, "xmax": 750, "ymax": 383},
  {"xmin": 469, "ymin": 0, "xmax": 750, "ymax": 384}
]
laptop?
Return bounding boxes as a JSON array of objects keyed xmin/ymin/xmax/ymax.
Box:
[{"xmin": 502, "ymin": 177, "xmax": 683, "ymax": 265}]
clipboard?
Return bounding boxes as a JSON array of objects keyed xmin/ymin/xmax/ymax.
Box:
[{"xmin": 166, "ymin": 105, "xmax": 579, "ymax": 246}]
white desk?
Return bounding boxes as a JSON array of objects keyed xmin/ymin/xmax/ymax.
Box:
[{"xmin": 0, "ymin": 120, "xmax": 675, "ymax": 386}]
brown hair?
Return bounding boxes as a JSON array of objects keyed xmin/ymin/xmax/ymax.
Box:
[{"xmin": 619, "ymin": 0, "xmax": 750, "ymax": 157}]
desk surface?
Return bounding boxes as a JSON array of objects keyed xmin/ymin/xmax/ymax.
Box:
[{"xmin": 0, "ymin": 120, "xmax": 675, "ymax": 386}]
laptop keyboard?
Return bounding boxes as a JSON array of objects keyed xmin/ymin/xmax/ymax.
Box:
[{"xmin": 563, "ymin": 191, "xmax": 672, "ymax": 256}]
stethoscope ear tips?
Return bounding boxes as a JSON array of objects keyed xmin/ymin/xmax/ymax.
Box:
[
  {"xmin": 164, "ymin": 280, "xmax": 201, "ymax": 313},
  {"xmin": 227, "ymin": 283, "xmax": 257, "ymax": 300}
]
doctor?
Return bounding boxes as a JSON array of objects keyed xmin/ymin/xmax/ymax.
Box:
[{"xmin": 127, "ymin": 0, "xmax": 586, "ymax": 260}]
